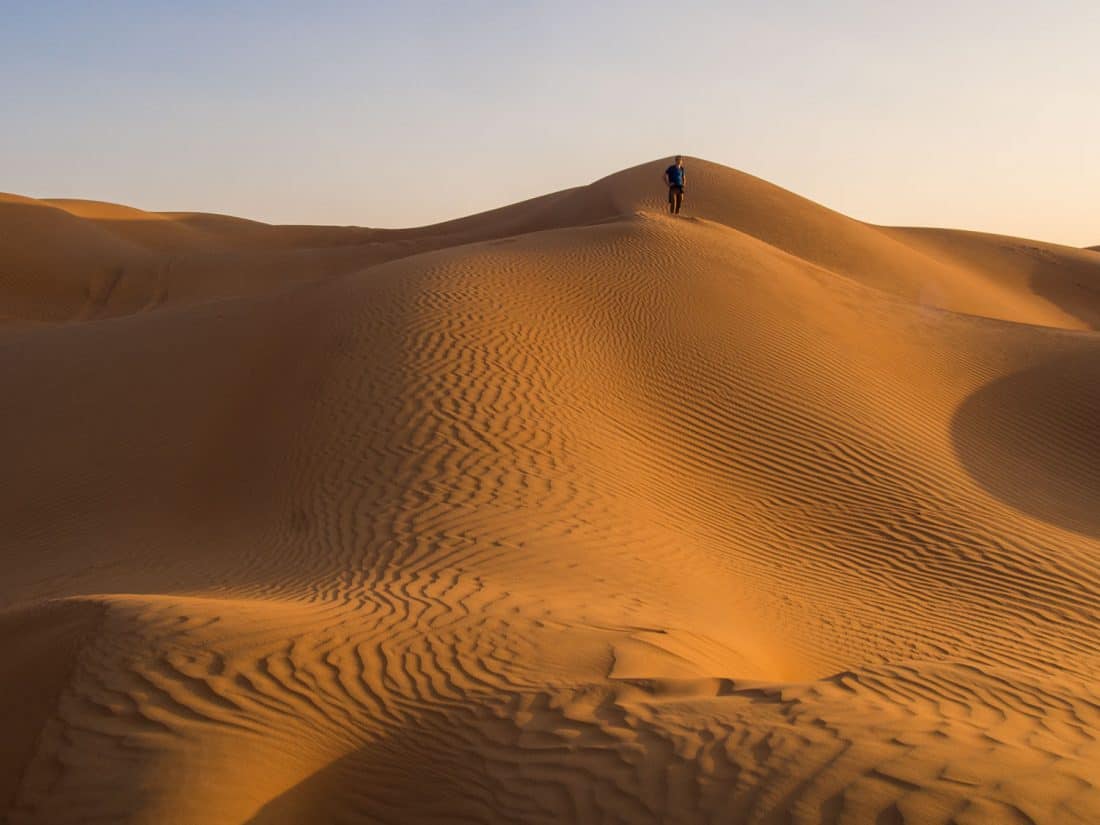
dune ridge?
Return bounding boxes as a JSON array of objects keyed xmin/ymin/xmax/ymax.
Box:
[{"xmin": 1, "ymin": 159, "xmax": 1098, "ymax": 823}]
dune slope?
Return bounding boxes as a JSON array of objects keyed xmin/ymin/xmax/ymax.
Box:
[{"xmin": 2, "ymin": 159, "xmax": 1099, "ymax": 824}]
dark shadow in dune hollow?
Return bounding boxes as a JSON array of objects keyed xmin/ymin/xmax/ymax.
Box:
[
  {"xmin": 1027, "ymin": 253, "xmax": 1100, "ymax": 330},
  {"xmin": 242, "ymin": 745, "xmax": 493, "ymax": 824},
  {"xmin": 0, "ymin": 600, "xmax": 105, "ymax": 812},
  {"xmin": 242, "ymin": 719, "xmax": 605, "ymax": 824},
  {"xmin": 951, "ymin": 348, "xmax": 1100, "ymax": 539}
]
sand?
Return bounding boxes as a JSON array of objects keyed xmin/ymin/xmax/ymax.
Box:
[{"xmin": 1, "ymin": 158, "xmax": 1098, "ymax": 824}]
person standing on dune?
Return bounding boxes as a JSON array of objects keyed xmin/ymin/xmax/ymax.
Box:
[{"xmin": 664, "ymin": 156, "xmax": 686, "ymax": 215}]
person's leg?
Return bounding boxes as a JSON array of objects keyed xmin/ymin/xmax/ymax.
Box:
[
  {"xmin": 674, "ymin": 188, "xmax": 684, "ymax": 214},
  {"xmin": 668, "ymin": 187, "xmax": 675, "ymax": 213}
]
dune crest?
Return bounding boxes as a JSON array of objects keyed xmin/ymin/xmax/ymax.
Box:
[{"xmin": 2, "ymin": 159, "xmax": 1099, "ymax": 823}]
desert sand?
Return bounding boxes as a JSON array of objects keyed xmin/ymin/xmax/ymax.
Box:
[{"xmin": 1, "ymin": 158, "xmax": 1098, "ymax": 824}]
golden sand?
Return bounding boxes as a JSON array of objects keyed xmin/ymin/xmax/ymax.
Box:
[{"xmin": 1, "ymin": 159, "xmax": 1098, "ymax": 823}]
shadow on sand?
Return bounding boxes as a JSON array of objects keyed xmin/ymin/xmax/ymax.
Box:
[
  {"xmin": 242, "ymin": 744, "xmax": 479, "ymax": 824},
  {"xmin": 1027, "ymin": 249, "xmax": 1100, "ymax": 330},
  {"xmin": 242, "ymin": 726, "xmax": 578, "ymax": 824},
  {"xmin": 951, "ymin": 348, "xmax": 1100, "ymax": 539}
]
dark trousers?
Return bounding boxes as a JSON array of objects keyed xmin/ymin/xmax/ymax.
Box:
[{"xmin": 668, "ymin": 185, "xmax": 684, "ymax": 214}]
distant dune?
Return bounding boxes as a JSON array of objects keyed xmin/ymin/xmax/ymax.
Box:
[{"xmin": 2, "ymin": 159, "xmax": 1098, "ymax": 823}]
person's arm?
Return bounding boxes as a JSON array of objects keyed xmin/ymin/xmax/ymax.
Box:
[{"xmin": 663, "ymin": 170, "xmax": 670, "ymax": 186}]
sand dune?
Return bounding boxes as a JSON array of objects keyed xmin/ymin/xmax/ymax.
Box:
[{"xmin": 2, "ymin": 158, "xmax": 1098, "ymax": 823}]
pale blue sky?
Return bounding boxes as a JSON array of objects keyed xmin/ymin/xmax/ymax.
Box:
[{"xmin": 2, "ymin": 1, "xmax": 1097, "ymax": 245}]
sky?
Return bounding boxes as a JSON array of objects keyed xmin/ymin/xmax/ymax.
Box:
[{"xmin": 2, "ymin": 1, "xmax": 1097, "ymax": 246}]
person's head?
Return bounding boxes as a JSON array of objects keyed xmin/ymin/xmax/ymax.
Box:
[{"xmin": 674, "ymin": 155, "xmax": 683, "ymax": 166}]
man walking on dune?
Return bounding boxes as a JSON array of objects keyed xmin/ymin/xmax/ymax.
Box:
[{"xmin": 664, "ymin": 156, "xmax": 686, "ymax": 215}]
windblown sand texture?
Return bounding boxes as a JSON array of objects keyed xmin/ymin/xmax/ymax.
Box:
[{"xmin": 2, "ymin": 159, "xmax": 1099, "ymax": 824}]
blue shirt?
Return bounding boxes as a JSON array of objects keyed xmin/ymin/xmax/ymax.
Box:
[{"xmin": 666, "ymin": 164, "xmax": 685, "ymax": 187}]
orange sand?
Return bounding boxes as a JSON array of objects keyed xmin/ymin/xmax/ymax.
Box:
[{"xmin": 1, "ymin": 159, "xmax": 1098, "ymax": 823}]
